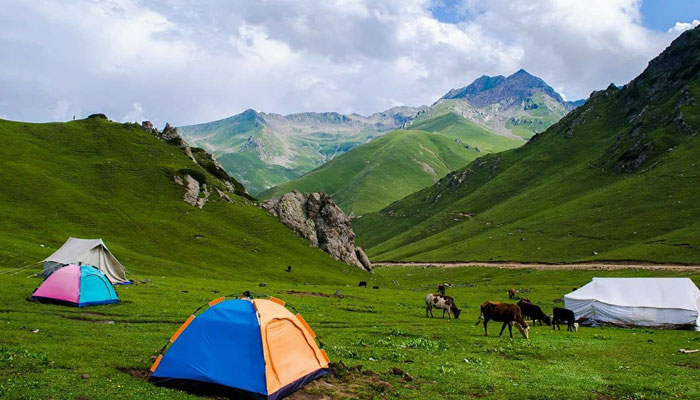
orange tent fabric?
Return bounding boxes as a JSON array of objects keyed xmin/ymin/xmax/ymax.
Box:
[{"xmin": 253, "ymin": 299, "xmax": 329, "ymax": 394}]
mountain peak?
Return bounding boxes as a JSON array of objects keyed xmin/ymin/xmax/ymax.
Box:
[
  {"xmin": 441, "ymin": 69, "xmax": 564, "ymax": 106},
  {"xmin": 511, "ymin": 68, "xmax": 531, "ymax": 76}
]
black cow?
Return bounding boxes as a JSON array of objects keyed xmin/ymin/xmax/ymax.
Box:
[
  {"xmin": 517, "ymin": 299, "xmax": 551, "ymax": 326},
  {"xmin": 358, "ymin": 281, "xmax": 367, "ymax": 288},
  {"xmin": 553, "ymin": 307, "xmax": 579, "ymax": 332}
]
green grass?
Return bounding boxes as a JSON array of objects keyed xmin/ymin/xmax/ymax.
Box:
[
  {"xmin": 2, "ymin": 267, "xmax": 700, "ymax": 399},
  {"xmin": 260, "ymin": 115, "xmax": 522, "ymax": 215},
  {"xmin": 354, "ymin": 29, "xmax": 700, "ymax": 264}
]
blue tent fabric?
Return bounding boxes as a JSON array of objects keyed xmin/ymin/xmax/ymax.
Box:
[
  {"xmin": 152, "ymin": 300, "xmax": 267, "ymax": 396},
  {"xmin": 78, "ymin": 266, "xmax": 119, "ymax": 307}
]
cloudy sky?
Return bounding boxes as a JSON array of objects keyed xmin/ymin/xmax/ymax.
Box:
[{"xmin": 1, "ymin": 0, "xmax": 698, "ymax": 126}]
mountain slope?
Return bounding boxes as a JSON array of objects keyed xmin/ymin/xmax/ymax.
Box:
[
  {"xmin": 178, "ymin": 107, "xmax": 424, "ymax": 194},
  {"xmin": 259, "ymin": 114, "xmax": 523, "ymax": 215},
  {"xmin": 354, "ymin": 26, "xmax": 700, "ymax": 264},
  {"xmin": 0, "ymin": 116, "xmax": 365, "ymax": 284}
]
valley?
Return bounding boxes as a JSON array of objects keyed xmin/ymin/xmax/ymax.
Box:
[
  {"xmin": 258, "ymin": 70, "xmax": 579, "ymax": 214},
  {"xmin": 2, "ymin": 4, "xmax": 700, "ymax": 399}
]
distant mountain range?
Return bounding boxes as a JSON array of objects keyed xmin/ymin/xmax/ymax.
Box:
[
  {"xmin": 354, "ymin": 25, "xmax": 700, "ymax": 264},
  {"xmin": 178, "ymin": 107, "xmax": 424, "ymax": 194},
  {"xmin": 258, "ymin": 70, "xmax": 584, "ymax": 214},
  {"xmin": 179, "ymin": 70, "xmax": 583, "ymax": 196}
]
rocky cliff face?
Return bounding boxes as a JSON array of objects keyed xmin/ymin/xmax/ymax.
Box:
[{"xmin": 261, "ymin": 191, "xmax": 371, "ymax": 271}]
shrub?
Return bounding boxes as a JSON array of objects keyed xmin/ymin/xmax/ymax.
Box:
[{"xmin": 178, "ymin": 168, "xmax": 206, "ymax": 185}]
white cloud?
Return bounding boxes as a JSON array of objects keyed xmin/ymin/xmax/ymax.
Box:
[
  {"xmin": 122, "ymin": 102, "xmax": 145, "ymax": 122},
  {"xmin": 0, "ymin": 0, "xmax": 692, "ymax": 125},
  {"xmin": 668, "ymin": 19, "xmax": 700, "ymax": 35}
]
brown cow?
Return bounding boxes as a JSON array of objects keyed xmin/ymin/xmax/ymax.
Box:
[
  {"xmin": 508, "ymin": 288, "xmax": 516, "ymax": 299},
  {"xmin": 476, "ymin": 301, "xmax": 529, "ymax": 339},
  {"xmin": 425, "ymin": 294, "xmax": 461, "ymax": 319}
]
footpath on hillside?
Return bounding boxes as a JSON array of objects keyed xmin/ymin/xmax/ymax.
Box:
[{"xmin": 374, "ymin": 261, "xmax": 700, "ymax": 271}]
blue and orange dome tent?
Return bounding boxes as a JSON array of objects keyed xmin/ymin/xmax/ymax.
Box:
[{"xmin": 149, "ymin": 292, "xmax": 330, "ymax": 399}]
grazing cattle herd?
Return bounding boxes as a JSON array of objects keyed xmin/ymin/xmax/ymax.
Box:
[{"xmin": 424, "ymin": 286, "xmax": 580, "ymax": 339}]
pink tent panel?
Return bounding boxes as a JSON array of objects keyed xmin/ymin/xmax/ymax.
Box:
[{"xmin": 33, "ymin": 264, "xmax": 81, "ymax": 303}]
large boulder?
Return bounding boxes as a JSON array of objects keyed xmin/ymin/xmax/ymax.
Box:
[{"xmin": 262, "ymin": 191, "xmax": 370, "ymax": 271}]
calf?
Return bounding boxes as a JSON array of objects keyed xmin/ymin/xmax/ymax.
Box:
[
  {"xmin": 517, "ymin": 299, "xmax": 551, "ymax": 326},
  {"xmin": 508, "ymin": 288, "xmax": 516, "ymax": 299},
  {"xmin": 476, "ymin": 301, "xmax": 529, "ymax": 339},
  {"xmin": 358, "ymin": 281, "xmax": 367, "ymax": 288},
  {"xmin": 425, "ymin": 294, "xmax": 461, "ymax": 319},
  {"xmin": 552, "ymin": 307, "xmax": 579, "ymax": 332},
  {"xmin": 437, "ymin": 284, "xmax": 446, "ymax": 296}
]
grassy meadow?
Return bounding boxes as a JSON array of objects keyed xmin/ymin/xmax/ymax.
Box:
[{"xmin": 2, "ymin": 265, "xmax": 700, "ymax": 399}]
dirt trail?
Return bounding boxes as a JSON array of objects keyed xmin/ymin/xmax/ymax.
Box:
[{"xmin": 374, "ymin": 261, "xmax": 700, "ymax": 271}]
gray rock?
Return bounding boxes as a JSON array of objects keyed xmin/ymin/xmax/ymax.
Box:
[
  {"xmin": 145, "ymin": 122, "xmax": 195, "ymax": 162},
  {"xmin": 355, "ymin": 247, "xmax": 372, "ymax": 271},
  {"xmin": 182, "ymin": 176, "xmax": 208, "ymax": 208},
  {"xmin": 161, "ymin": 123, "xmax": 180, "ymax": 141},
  {"xmin": 141, "ymin": 120, "xmax": 159, "ymax": 134},
  {"xmin": 262, "ymin": 191, "xmax": 367, "ymax": 270},
  {"xmin": 183, "ymin": 175, "xmax": 200, "ymax": 207},
  {"xmin": 196, "ymin": 184, "xmax": 211, "ymax": 209},
  {"xmin": 216, "ymin": 188, "xmax": 232, "ymax": 202}
]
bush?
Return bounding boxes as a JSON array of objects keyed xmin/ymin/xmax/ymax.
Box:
[{"xmin": 178, "ymin": 168, "xmax": 206, "ymax": 185}]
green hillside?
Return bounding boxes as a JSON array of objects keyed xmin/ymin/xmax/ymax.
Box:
[
  {"xmin": 216, "ymin": 151, "xmax": 304, "ymax": 193},
  {"xmin": 0, "ymin": 116, "xmax": 365, "ymax": 284},
  {"xmin": 355, "ymin": 26, "xmax": 700, "ymax": 264},
  {"xmin": 259, "ymin": 114, "xmax": 523, "ymax": 215}
]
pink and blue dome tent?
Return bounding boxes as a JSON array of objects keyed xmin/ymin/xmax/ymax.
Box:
[
  {"xmin": 149, "ymin": 293, "xmax": 329, "ymax": 399},
  {"xmin": 32, "ymin": 264, "xmax": 119, "ymax": 307}
]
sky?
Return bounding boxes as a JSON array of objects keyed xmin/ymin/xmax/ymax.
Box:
[{"xmin": 0, "ymin": 0, "xmax": 698, "ymax": 126}]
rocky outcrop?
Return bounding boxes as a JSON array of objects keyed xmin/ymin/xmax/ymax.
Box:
[
  {"xmin": 261, "ymin": 191, "xmax": 371, "ymax": 271},
  {"xmin": 177, "ymin": 175, "xmax": 211, "ymax": 209},
  {"xmin": 143, "ymin": 120, "xmax": 246, "ymax": 208},
  {"xmin": 142, "ymin": 121, "xmax": 195, "ymax": 161}
]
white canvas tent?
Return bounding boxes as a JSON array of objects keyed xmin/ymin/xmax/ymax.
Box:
[
  {"xmin": 565, "ymin": 278, "xmax": 700, "ymax": 328},
  {"xmin": 42, "ymin": 237, "xmax": 128, "ymax": 284}
]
